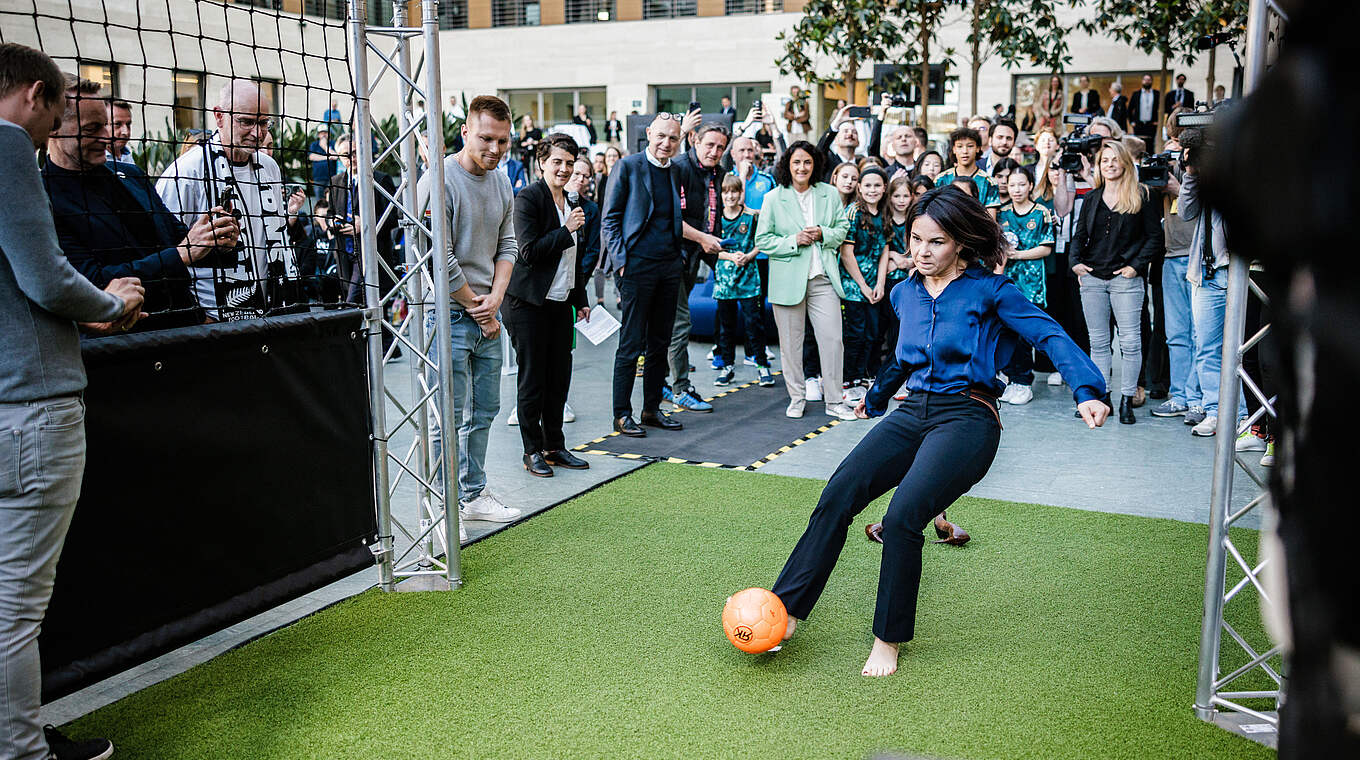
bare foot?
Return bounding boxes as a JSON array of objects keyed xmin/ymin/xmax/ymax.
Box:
[
  {"xmin": 782, "ymin": 616, "xmax": 798, "ymax": 642},
  {"xmin": 861, "ymin": 637, "xmax": 899, "ymax": 677}
]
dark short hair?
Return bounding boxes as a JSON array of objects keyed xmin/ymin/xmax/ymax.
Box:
[
  {"xmin": 773, "ymin": 140, "xmax": 825, "ymax": 187},
  {"xmin": 0, "ymin": 43, "xmax": 63, "ymax": 106},
  {"xmin": 108, "ymin": 98, "xmax": 132, "ymax": 112},
  {"xmin": 61, "ymin": 72, "xmax": 101, "ymax": 122},
  {"xmin": 694, "ymin": 123, "xmax": 730, "ymax": 144},
  {"xmin": 949, "ymin": 178, "xmax": 979, "ymax": 198},
  {"xmin": 991, "ymin": 157, "xmax": 1021, "ymax": 178},
  {"xmin": 910, "ymin": 186, "xmax": 1005, "ymax": 269},
  {"xmin": 536, "ymin": 132, "xmax": 579, "ymax": 163},
  {"xmin": 948, "ymin": 127, "xmax": 982, "ymax": 149},
  {"xmin": 991, "ymin": 119, "xmax": 1017, "ymax": 138},
  {"xmin": 908, "ymin": 175, "xmax": 935, "ymax": 195},
  {"xmin": 1008, "ymin": 164, "xmax": 1036, "ymax": 185},
  {"xmin": 467, "ymin": 94, "xmax": 511, "ymax": 125}
]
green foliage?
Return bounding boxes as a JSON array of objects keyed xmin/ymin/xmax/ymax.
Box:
[
  {"xmin": 127, "ymin": 118, "xmax": 184, "ymax": 177},
  {"xmin": 969, "ymin": 0, "xmax": 1078, "ymax": 72},
  {"xmin": 1179, "ymin": 0, "xmax": 1249, "ymax": 65},
  {"xmin": 775, "ymin": 0, "xmax": 908, "ymax": 92},
  {"xmin": 269, "ymin": 119, "xmax": 315, "ymax": 185},
  {"xmin": 1079, "ymin": 0, "xmax": 1194, "ymax": 63}
]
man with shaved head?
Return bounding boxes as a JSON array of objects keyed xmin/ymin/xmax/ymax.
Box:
[
  {"xmin": 602, "ymin": 113, "xmax": 688, "ymax": 437},
  {"xmin": 157, "ymin": 78, "xmax": 297, "ymax": 318}
]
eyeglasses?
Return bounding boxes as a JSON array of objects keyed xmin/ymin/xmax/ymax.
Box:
[
  {"xmin": 232, "ymin": 115, "xmax": 275, "ymax": 132},
  {"xmin": 654, "ymin": 113, "xmax": 687, "ymax": 122}
]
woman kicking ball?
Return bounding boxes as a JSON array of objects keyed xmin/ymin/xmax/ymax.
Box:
[{"xmin": 771, "ymin": 186, "xmax": 1111, "ymax": 676}]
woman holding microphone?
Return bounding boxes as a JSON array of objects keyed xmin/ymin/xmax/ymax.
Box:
[
  {"xmin": 771, "ymin": 187, "xmax": 1110, "ymax": 677},
  {"xmin": 504, "ymin": 133, "xmax": 592, "ymax": 477}
]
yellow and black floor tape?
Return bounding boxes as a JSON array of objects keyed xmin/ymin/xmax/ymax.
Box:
[{"xmin": 570, "ymin": 371, "xmax": 843, "ymax": 472}]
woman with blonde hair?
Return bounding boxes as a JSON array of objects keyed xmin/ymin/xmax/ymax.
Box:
[{"xmin": 1069, "ymin": 140, "xmax": 1163, "ymax": 424}]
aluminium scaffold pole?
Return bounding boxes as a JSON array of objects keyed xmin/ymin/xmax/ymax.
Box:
[{"xmin": 350, "ymin": 0, "xmax": 460, "ymax": 591}]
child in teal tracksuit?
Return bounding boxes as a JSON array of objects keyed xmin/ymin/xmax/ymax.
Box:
[{"xmin": 714, "ymin": 174, "xmax": 773, "ymax": 387}]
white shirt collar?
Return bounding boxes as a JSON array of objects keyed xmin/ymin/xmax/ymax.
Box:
[{"xmin": 644, "ymin": 148, "xmax": 670, "ymax": 168}]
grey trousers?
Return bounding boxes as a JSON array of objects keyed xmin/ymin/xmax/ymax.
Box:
[
  {"xmin": 1079, "ymin": 274, "xmax": 1145, "ymax": 397},
  {"xmin": 669, "ymin": 265, "xmax": 696, "ymax": 395},
  {"xmin": 772, "ymin": 275, "xmax": 845, "ymax": 406},
  {"xmin": 0, "ymin": 396, "xmax": 87, "ymax": 760}
]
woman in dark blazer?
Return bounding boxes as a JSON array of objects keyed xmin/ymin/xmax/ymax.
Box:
[
  {"xmin": 505, "ymin": 133, "xmax": 593, "ymax": 476},
  {"xmin": 1069, "ymin": 140, "xmax": 1164, "ymax": 424}
]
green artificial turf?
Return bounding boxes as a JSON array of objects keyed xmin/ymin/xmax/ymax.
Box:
[{"xmin": 70, "ymin": 464, "xmax": 1276, "ymax": 759}]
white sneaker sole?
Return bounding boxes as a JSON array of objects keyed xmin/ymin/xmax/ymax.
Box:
[{"xmin": 459, "ymin": 510, "xmax": 522, "ymax": 523}]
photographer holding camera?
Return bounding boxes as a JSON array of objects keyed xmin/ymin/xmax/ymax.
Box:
[{"xmin": 1179, "ymin": 120, "xmax": 1247, "ymax": 437}]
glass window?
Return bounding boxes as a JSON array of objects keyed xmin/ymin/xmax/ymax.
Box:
[
  {"xmin": 78, "ymin": 62, "xmax": 115, "ymax": 97},
  {"xmin": 734, "ymin": 84, "xmax": 763, "ymax": 114},
  {"xmin": 173, "ymin": 71, "xmax": 205, "ymax": 132},
  {"xmin": 566, "ymin": 0, "xmax": 614, "ymax": 22},
  {"xmin": 493, "ymin": 0, "xmax": 540, "ymax": 26},
  {"xmin": 643, "ymin": 0, "xmax": 696, "ymax": 20},
  {"xmin": 694, "ymin": 86, "xmax": 730, "ymax": 114},
  {"xmin": 303, "ymin": 0, "xmax": 345, "ymax": 20},
  {"xmin": 578, "ymin": 89, "xmax": 607, "ymax": 125},
  {"xmin": 438, "ymin": 0, "xmax": 468, "ymax": 29},
  {"xmin": 544, "ymin": 92, "xmax": 578, "ymax": 125},
  {"xmin": 655, "ymin": 86, "xmax": 692, "ymax": 116},
  {"xmin": 505, "ymin": 91, "xmax": 541, "ymax": 127}
]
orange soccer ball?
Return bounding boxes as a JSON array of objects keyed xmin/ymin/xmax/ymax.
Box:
[{"xmin": 722, "ymin": 587, "xmax": 788, "ymax": 653}]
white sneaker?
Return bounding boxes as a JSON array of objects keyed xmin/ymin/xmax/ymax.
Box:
[
  {"xmin": 786, "ymin": 399, "xmax": 805, "ymax": 418},
  {"xmin": 825, "ymin": 402, "xmax": 859, "ymax": 421},
  {"xmin": 1047, "ymin": 372, "xmax": 1064, "ymax": 387},
  {"xmin": 1192, "ymin": 415, "xmax": 1219, "ymax": 437},
  {"xmin": 507, "ymin": 407, "xmax": 519, "ymax": 426},
  {"xmin": 766, "ymin": 347, "xmax": 777, "ymax": 363},
  {"xmin": 1235, "ymin": 428, "xmax": 1267, "ymax": 452},
  {"xmin": 805, "ymin": 377, "xmax": 823, "ymax": 402},
  {"xmin": 459, "ymin": 522, "xmax": 468, "ymax": 542},
  {"xmin": 563, "ymin": 403, "xmax": 575, "ymax": 423},
  {"xmin": 459, "ymin": 491, "xmax": 522, "ymax": 523},
  {"xmin": 1006, "ymin": 384, "xmax": 1033, "ymax": 405},
  {"xmin": 843, "ymin": 384, "xmax": 867, "ymax": 403},
  {"xmin": 706, "ymin": 347, "xmax": 715, "ymax": 360},
  {"xmin": 998, "ymin": 384, "xmax": 1017, "ymax": 404}
]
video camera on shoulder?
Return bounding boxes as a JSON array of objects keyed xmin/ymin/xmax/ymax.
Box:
[
  {"xmin": 1137, "ymin": 152, "xmax": 1175, "ymax": 188},
  {"xmin": 1175, "ymin": 105, "xmax": 1217, "ymax": 168},
  {"xmin": 1058, "ymin": 113, "xmax": 1103, "ymax": 173}
]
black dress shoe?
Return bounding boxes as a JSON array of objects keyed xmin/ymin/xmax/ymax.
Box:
[
  {"xmin": 1119, "ymin": 395, "xmax": 1137, "ymax": 425},
  {"xmin": 544, "ymin": 449, "xmax": 590, "ymax": 469},
  {"xmin": 614, "ymin": 415, "xmax": 646, "ymax": 437},
  {"xmin": 523, "ymin": 452, "xmax": 553, "ymax": 477},
  {"xmin": 640, "ymin": 410, "xmax": 683, "ymax": 430}
]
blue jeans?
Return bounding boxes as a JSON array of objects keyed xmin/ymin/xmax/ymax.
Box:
[
  {"xmin": 0, "ymin": 396, "xmax": 87, "ymax": 760},
  {"xmin": 1161, "ymin": 256, "xmax": 1200, "ymax": 407},
  {"xmin": 1191, "ymin": 271, "xmax": 1248, "ymax": 419},
  {"xmin": 426, "ymin": 309, "xmax": 503, "ymax": 503}
]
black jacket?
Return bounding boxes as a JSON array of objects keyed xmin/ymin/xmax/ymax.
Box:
[
  {"xmin": 507, "ymin": 180, "xmax": 588, "ymax": 309},
  {"xmin": 1107, "ymin": 95, "xmax": 1129, "ymax": 131},
  {"xmin": 1071, "ymin": 89, "xmax": 1102, "ymax": 115},
  {"xmin": 673, "ymin": 147, "xmax": 728, "ymax": 267},
  {"xmin": 41, "ymin": 159, "xmax": 201, "ymax": 327},
  {"xmin": 1165, "ymin": 87, "xmax": 1195, "ymax": 112},
  {"xmin": 1129, "ymin": 88, "xmax": 1161, "ymax": 134},
  {"xmin": 1069, "ymin": 185, "xmax": 1164, "ymax": 278}
]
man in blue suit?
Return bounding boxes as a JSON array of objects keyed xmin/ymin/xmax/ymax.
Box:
[
  {"xmin": 42, "ymin": 78, "xmax": 242, "ymax": 330},
  {"xmin": 602, "ymin": 114, "xmax": 688, "ymax": 437}
]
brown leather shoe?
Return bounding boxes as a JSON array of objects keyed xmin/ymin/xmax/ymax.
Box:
[
  {"xmin": 932, "ymin": 514, "xmax": 970, "ymax": 546},
  {"xmin": 1132, "ymin": 386, "xmax": 1147, "ymax": 408},
  {"xmin": 865, "ymin": 521, "xmax": 884, "ymax": 544}
]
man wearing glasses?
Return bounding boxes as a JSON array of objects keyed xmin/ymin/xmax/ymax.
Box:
[
  {"xmin": 157, "ymin": 79, "xmax": 298, "ymax": 319},
  {"xmin": 325, "ymin": 133, "xmax": 397, "ymax": 303}
]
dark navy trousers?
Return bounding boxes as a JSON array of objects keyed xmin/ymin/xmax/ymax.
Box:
[{"xmin": 772, "ymin": 392, "xmax": 1001, "ymax": 643}]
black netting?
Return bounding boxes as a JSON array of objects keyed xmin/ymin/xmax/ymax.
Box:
[{"xmin": 1, "ymin": 0, "xmax": 363, "ymax": 326}]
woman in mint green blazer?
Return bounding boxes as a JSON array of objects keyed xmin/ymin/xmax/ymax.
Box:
[{"xmin": 755, "ymin": 141, "xmax": 856, "ymax": 421}]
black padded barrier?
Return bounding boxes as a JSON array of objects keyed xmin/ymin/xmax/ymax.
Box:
[{"xmin": 40, "ymin": 310, "xmax": 378, "ymax": 701}]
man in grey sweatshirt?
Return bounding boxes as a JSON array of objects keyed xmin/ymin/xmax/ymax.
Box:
[
  {"xmin": 0, "ymin": 44, "xmax": 143, "ymax": 760},
  {"xmin": 416, "ymin": 95, "xmax": 521, "ymax": 529}
]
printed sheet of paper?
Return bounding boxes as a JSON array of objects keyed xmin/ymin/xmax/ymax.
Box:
[{"xmin": 574, "ymin": 304, "xmax": 621, "ymax": 346}]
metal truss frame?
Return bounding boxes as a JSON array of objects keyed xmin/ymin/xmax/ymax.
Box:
[
  {"xmin": 348, "ymin": 0, "xmax": 462, "ymax": 591},
  {"xmin": 1194, "ymin": 0, "xmax": 1289, "ymax": 730}
]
